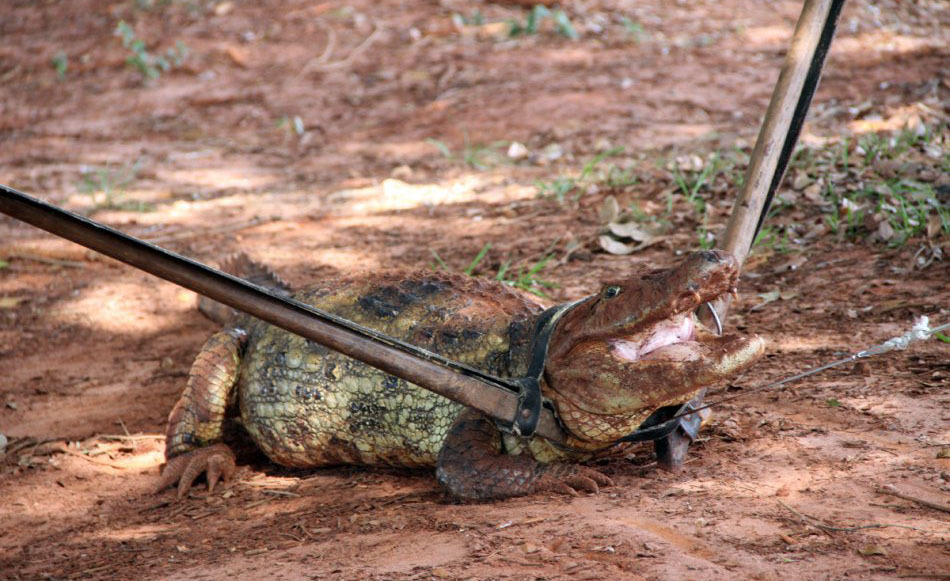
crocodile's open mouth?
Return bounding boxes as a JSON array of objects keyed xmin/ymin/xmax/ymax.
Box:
[
  {"xmin": 609, "ymin": 312, "xmax": 700, "ymax": 363},
  {"xmin": 543, "ymin": 250, "xmax": 764, "ymax": 437}
]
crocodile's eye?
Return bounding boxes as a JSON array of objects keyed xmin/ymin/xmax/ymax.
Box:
[{"xmin": 603, "ymin": 285, "xmax": 622, "ymax": 299}]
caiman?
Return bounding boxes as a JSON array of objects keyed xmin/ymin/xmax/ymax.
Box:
[{"xmin": 157, "ymin": 250, "xmax": 763, "ymax": 500}]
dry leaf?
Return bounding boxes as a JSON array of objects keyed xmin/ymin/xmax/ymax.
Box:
[
  {"xmin": 599, "ymin": 195, "xmax": 620, "ymax": 224},
  {"xmin": 598, "ymin": 235, "xmax": 636, "ymax": 255},
  {"xmin": 792, "ymin": 172, "xmax": 812, "ymax": 190},
  {"xmin": 876, "ymin": 220, "xmax": 894, "ymax": 241},
  {"xmin": 607, "ymin": 221, "xmax": 652, "ymax": 242},
  {"xmin": 803, "ymin": 183, "xmax": 823, "ymax": 202},
  {"xmin": 750, "ymin": 290, "xmax": 780, "ymax": 311},
  {"xmin": 214, "ymin": 1, "xmax": 234, "ymax": 16},
  {"xmin": 857, "ymin": 545, "xmax": 886, "ymax": 557},
  {"xmin": 771, "ymin": 256, "xmax": 807, "ymax": 273},
  {"xmin": 926, "ymin": 214, "xmax": 942, "ymax": 239},
  {"xmin": 0, "ymin": 296, "xmax": 25, "ymax": 309},
  {"xmin": 507, "ymin": 142, "xmax": 529, "ymax": 160},
  {"xmin": 226, "ymin": 46, "xmax": 250, "ymax": 68}
]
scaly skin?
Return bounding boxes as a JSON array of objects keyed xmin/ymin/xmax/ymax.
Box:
[{"xmin": 159, "ymin": 251, "xmax": 763, "ymax": 500}]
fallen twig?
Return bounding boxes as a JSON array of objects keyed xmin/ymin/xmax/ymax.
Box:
[
  {"xmin": 777, "ymin": 500, "xmax": 947, "ymax": 534},
  {"xmin": 879, "ymin": 484, "xmax": 950, "ymax": 515},
  {"xmin": 300, "ymin": 21, "xmax": 382, "ymax": 73},
  {"xmin": 57, "ymin": 445, "xmax": 125, "ymax": 469},
  {"xmin": 143, "ymin": 217, "xmax": 266, "ymax": 245},
  {"xmin": 7, "ymin": 251, "xmax": 86, "ymax": 268},
  {"xmin": 97, "ymin": 433, "xmax": 164, "ymax": 441},
  {"xmin": 260, "ymin": 489, "xmax": 301, "ymax": 498},
  {"xmin": 118, "ymin": 419, "xmax": 136, "ymax": 451},
  {"xmin": 298, "ymin": 21, "xmax": 337, "ymax": 75}
]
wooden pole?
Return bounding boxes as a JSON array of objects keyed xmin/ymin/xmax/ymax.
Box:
[{"xmin": 708, "ymin": 0, "xmax": 845, "ymax": 323}]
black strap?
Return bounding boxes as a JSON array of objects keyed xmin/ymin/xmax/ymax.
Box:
[
  {"xmin": 509, "ymin": 296, "xmax": 705, "ymax": 444},
  {"xmin": 613, "ymin": 399, "xmax": 703, "ymax": 444},
  {"xmin": 510, "ymin": 297, "xmax": 590, "ymax": 437}
]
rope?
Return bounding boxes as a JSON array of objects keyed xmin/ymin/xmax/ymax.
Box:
[{"xmin": 662, "ymin": 316, "xmax": 948, "ymax": 427}]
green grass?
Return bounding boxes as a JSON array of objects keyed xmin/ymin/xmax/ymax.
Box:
[
  {"xmin": 51, "ymin": 52, "xmax": 68, "ymax": 80},
  {"xmin": 536, "ymin": 146, "xmax": 634, "ymax": 202},
  {"xmin": 431, "ymin": 243, "xmax": 558, "ymax": 298},
  {"xmin": 753, "ymin": 225, "xmax": 792, "ymax": 254},
  {"xmin": 496, "ymin": 254, "xmax": 558, "ymax": 298},
  {"xmin": 760, "ymin": 123, "xmax": 949, "ymax": 250},
  {"xmin": 620, "ymin": 17, "xmax": 646, "ymax": 43},
  {"xmin": 77, "ymin": 161, "xmax": 152, "ymax": 212},
  {"xmin": 804, "ymin": 124, "xmax": 949, "ymax": 247},
  {"xmin": 508, "ymin": 5, "xmax": 578, "ymax": 40},
  {"xmin": 115, "ymin": 21, "xmax": 188, "ymax": 81},
  {"xmin": 277, "ymin": 115, "xmax": 306, "ymax": 136},
  {"xmin": 824, "ymin": 179, "xmax": 948, "ymax": 246},
  {"xmin": 425, "ymin": 137, "xmax": 507, "ymax": 171},
  {"xmin": 670, "ymin": 153, "xmax": 722, "ymax": 214}
]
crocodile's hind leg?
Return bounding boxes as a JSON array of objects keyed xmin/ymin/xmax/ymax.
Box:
[
  {"xmin": 157, "ymin": 328, "xmax": 247, "ymax": 498},
  {"xmin": 436, "ymin": 409, "xmax": 612, "ymax": 500}
]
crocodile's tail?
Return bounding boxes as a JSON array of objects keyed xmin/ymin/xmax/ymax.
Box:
[{"xmin": 198, "ymin": 253, "xmax": 293, "ymax": 325}]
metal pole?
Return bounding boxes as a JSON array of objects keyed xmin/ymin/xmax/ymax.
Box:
[{"xmin": 0, "ymin": 185, "xmax": 568, "ymax": 443}]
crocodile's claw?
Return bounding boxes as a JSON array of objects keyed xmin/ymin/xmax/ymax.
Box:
[
  {"xmin": 156, "ymin": 443, "xmax": 236, "ymax": 499},
  {"xmin": 535, "ymin": 464, "xmax": 614, "ymax": 497},
  {"xmin": 437, "ymin": 409, "xmax": 614, "ymax": 500}
]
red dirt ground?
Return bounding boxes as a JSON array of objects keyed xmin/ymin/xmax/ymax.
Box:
[{"xmin": 1, "ymin": 0, "xmax": 947, "ymax": 579}]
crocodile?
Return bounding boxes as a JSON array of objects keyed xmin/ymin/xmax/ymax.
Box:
[{"xmin": 157, "ymin": 250, "xmax": 763, "ymax": 500}]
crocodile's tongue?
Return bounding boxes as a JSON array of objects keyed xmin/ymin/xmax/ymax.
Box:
[
  {"xmin": 609, "ymin": 315, "xmax": 696, "ymax": 362},
  {"xmin": 554, "ymin": 311, "xmax": 763, "ymax": 418}
]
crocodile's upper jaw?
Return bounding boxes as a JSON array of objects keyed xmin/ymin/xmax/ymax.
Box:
[{"xmin": 543, "ymin": 250, "xmax": 764, "ymax": 445}]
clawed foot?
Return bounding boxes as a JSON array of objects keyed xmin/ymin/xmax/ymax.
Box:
[
  {"xmin": 536, "ymin": 464, "xmax": 614, "ymax": 497},
  {"xmin": 155, "ymin": 443, "xmax": 237, "ymax": 499}
]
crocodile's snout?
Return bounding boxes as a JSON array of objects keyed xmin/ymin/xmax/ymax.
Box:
[{"xmin": 543, "ymin": 251, "xmax": 763, "ymax": 446}]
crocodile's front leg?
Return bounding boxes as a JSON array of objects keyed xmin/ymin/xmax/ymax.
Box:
[
  {"xmin": 157, "ymin": 328, "xmax": 246, "ymax": 498},
  {"xmin": 436, "ymin": 409, "xmax": 612, "ymax": 500}
]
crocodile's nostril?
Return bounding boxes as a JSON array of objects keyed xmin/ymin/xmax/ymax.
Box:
[{"xmin": 697, "ymin": 250, "xmax": 721, "ymax": 263}]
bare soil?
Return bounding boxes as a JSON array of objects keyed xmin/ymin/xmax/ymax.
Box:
[{"xmin": 1, "ymin": 0, "xmax": 948, "ymax": 579}]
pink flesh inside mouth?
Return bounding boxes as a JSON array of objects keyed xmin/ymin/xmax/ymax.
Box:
[{"xmin": 609, "ymin": 315, "xmax": 696, "ymax": 362}]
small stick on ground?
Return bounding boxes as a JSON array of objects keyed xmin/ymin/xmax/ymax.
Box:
[
  {"xmin": 97, "ymin": 434, "xmax": 164, "ymax": 441},
  {"xmin": 143, "ymin": 217, "xmax": 266, "ymax": 244},
  {"xmin": 7, "ymin": 251, "xmax": 86, "ymax": 268},
  {"xmin": 879, "ymin": 484, "xmax": 950, "ymax": 515},
  {"xmin": 57, "ymin": 445, "xmax": 126, "ymax": 469},
  {"xmin": 118, "ymin": 419, "xmax": 136, "ymax": 450},
  {"xmin": 776, "ymin": 500, "xmax": 946, "ymax": 534}
]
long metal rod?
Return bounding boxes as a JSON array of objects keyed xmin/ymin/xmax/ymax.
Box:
[{"xmin": 0, "ymin": 184, "xmax": 568, "ymax": 443}]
